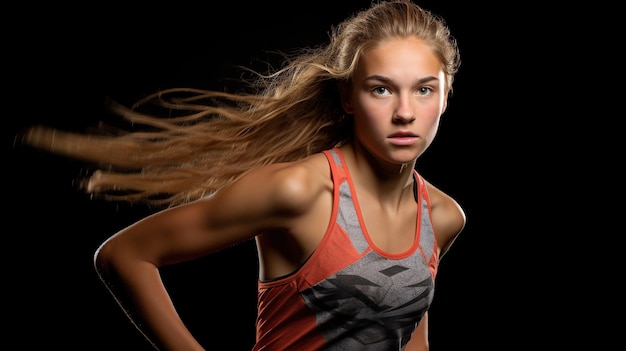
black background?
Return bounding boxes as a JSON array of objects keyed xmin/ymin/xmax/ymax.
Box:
[{"xmin": 5, "ymin": 1, "xmax": 579, "ymax": 350}]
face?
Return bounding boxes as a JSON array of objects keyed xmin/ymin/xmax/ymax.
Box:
[{"xmin": 342, "ymin": 36, "xmax": 448, "ymax": 166}]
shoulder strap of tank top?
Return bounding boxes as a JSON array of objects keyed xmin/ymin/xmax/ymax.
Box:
[
  {"xmin": 322, "ymin": 148, "xmax": 347, "ymax": 183},
  {"xmin": 412, "ymin": 170, "xmax": 430, "ymax": 204}
]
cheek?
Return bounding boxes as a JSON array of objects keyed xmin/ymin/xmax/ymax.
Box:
[
  {"xmin": 354, "ymin": 96, "xmax": 387, "ymax": 121},
  {"xmin": 420, "ymin": 100, "xmax": 444, "ymax": 122},
  {"xmin": 424, "ymin": 115, "xmax": 441, "ymax": 140},
  {"xmin": 354, "ymin": 104, "xmax": 388, "ymax": 132}
]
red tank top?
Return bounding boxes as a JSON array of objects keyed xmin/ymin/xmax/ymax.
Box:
[{"xmin": 253, "ymin": 148, "xmax": 439, "ymax": 350}]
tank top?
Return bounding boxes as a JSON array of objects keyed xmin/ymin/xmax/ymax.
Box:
[{"xmin": 253, "ymin": 147, "xmax": 439, "ymax": 350}]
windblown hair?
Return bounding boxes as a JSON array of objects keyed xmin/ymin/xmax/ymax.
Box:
[{"xmin": 19, "ymin": 0, "xmax": 460, "ymax": 207}]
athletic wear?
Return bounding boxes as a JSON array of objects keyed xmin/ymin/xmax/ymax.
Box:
[{"xmin": 253, "ymin": 147, "xmax": 439, "ymax": 350}]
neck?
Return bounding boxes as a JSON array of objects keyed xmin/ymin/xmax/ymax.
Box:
[{"xmin": 339, "ymin": 143, "xmax": 416, "ymax": 203}]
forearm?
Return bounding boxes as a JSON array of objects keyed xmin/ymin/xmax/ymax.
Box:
[{"xmin": 95, "ymin": 254, "xmax": 204, "ymax": 350}]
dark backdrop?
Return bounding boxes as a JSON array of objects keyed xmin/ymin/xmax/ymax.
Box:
[{"xmin": 5, "ymin": 1, "xmax": 564, "ymax": 350}]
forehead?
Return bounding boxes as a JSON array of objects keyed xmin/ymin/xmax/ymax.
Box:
[{"xmin": 357, "ymin": 37, "xmax": 443, "ymax": 79}]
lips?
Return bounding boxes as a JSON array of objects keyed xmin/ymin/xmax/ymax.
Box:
[
  {"xmin": 388, "ymin": 131, "xmax": 417, "ymax": 138},
  {"xmin": 388, "ymin": 131, "xmax": 418, "ymax": 146}
]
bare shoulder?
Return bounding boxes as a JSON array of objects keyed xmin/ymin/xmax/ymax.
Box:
[
  {"xmin": 423, "ymin": 180, "xmax": 466, "ymax": 256},
  {"xmin": 240, "ymin": 152, "xmax": 332, "ymax": 215}
]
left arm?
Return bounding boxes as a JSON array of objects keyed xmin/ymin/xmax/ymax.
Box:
[
  {"xmin": 425, "ymin": 181, "xmax": 466, "ymax": 257},
  {"xmin": 404, "ymin": 313, "xmax": 429, "ymax": 351}
]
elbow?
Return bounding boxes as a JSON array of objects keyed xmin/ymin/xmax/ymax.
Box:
[{"xmin": 93, "ymin": 237, "xmax": 116, "ymax": 281}]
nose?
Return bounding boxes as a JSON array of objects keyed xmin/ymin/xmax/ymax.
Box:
[{"xmin": 392, "ymin": 94, "xmax": 416, "ymax": 124}]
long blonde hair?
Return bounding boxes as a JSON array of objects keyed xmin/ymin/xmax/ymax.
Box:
[{"xmin": 18, "ymin": 0, "xmax": 459, "ymax": 207}]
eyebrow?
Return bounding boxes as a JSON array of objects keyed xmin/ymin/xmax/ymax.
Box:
[{"xmin": 364, "ymin": 75, "xmax": 440, "ymax": 85}]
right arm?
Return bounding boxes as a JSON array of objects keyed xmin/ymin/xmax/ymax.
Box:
[{"xmin": 94, "ymin": 162, "xmax": 310, "ymax": 350}]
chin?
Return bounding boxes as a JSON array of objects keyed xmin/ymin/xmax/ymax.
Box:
[{"xmin": 390, "ymin": 148, "xmax": 421, "ymax": 163}]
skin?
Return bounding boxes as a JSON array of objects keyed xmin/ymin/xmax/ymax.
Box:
[{"xmin": 95, "ymin": 36, "xmax": 466, "ymax": 351}]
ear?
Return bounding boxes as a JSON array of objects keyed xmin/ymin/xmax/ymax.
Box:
[{"xmin": 338, "ymin": 81, "xmax": 354, "ymax": 114}]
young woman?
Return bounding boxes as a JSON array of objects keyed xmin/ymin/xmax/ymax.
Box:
[{"xmin": 19, "ymin": 0, "xmax": 465, "ymax": 349}]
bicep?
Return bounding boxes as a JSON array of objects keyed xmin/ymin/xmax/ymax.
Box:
[
  {"xmin": 100, "ymin": 167, "xmax": 295, "ymax": 268},
  {"xmin": 96, "ymin": 200, "xmax": 240, "ymax": 269}
]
